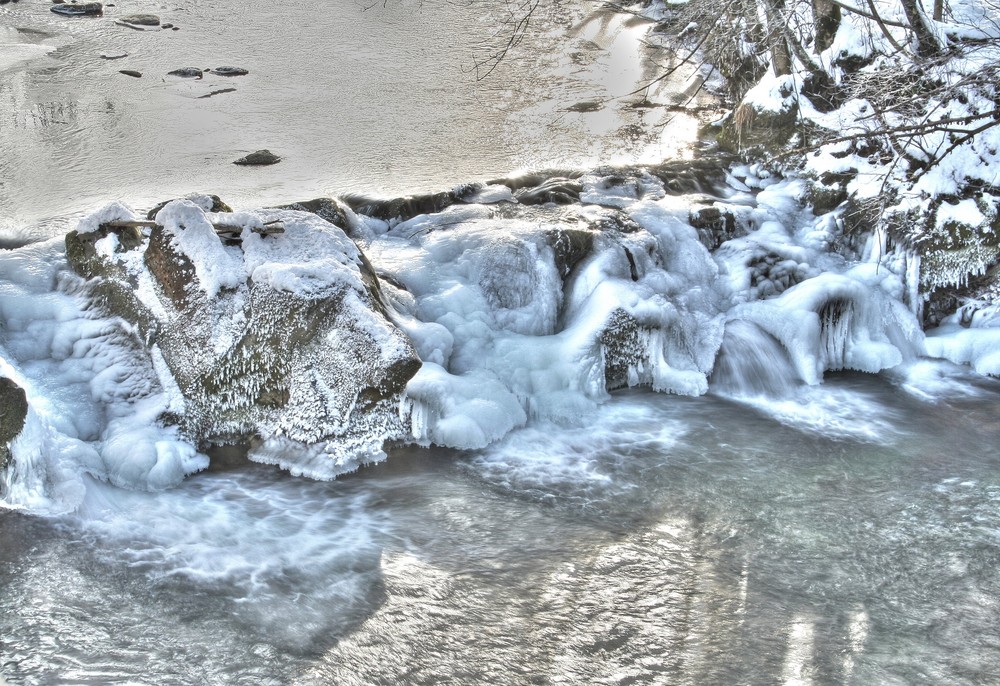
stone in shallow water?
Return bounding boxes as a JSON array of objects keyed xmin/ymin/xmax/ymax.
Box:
[
  {"xmin": 51, "ymin": 2, "xmax": 103, "ymax": 16},
  {"xmin": 234, "ymin": 150, "xmax": 280, "ymax": 166},
  {"xmin": 119, "ymin": 13, "xmax": 159, "ymax": 26},
  {"xmin": 213, "ymin": 66, "xmax": 249, "ymax": 77},
  {"xmin": 168, "ymin": 67, "xmax": 203, "ymax": 78}
]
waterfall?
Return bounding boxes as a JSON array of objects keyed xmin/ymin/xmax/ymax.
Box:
[{"xmin": 710, "ymin": 320, "xmax": 801, "ymax": 397}]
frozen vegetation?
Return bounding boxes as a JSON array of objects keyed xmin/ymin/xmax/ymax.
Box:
[{"xmin": 655, "ymin": 0, "xmax": 1000, "ymax": 390}]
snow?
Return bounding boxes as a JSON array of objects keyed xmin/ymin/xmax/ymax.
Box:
[
  {"xmin": 240, "ymin": 211, "xmax": 363, "ymax": 297},
  {"xmin": 76, "ymin": 201, "xmax": 139, "ymax": 235},
  {"xmin": 925, "ymin": 324, "xmax": 1000, "ymax": 376},
  {"xmin": 155, "ymin": 200, "xmax": 244, "ymax": 298},
  {"xmin": 936, "ymin": 198, "xmax": 987, "ymax": 232},
  {"xmin": 4, "ymin": 158, "xmax": 1000, "ymax": 513}
]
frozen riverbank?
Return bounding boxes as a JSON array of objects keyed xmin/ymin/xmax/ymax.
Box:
[{"xmin": 3, "ymin": 160, "xmax": 998, "ymax": 511}]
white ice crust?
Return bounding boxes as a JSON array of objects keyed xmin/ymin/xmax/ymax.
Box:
[{"xmin": 2, "ymin": 168, "xmax": 996, "ymax": 512}]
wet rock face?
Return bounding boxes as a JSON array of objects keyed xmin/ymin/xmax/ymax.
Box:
[
  {"xmin": 0, "ymin": 377, "xmax": 28, "ymax": 471},
  {"xmin": 51, "ymin": 3, "xmax": 103, "ymax": 16},
  {"xmin": 64, "ymin": 203, "xmax": 421, "ymax": 476}
]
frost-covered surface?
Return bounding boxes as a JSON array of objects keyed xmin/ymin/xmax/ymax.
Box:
[
  {"xmin": 5, "ymin": 160, "xmax": 1000, "ymax": 513},
  {"xmin": 694, "ymin": 0, "xmax": 1000, "ymax": 322},
  {"xmin": 925, "ymin": 304, "xmax": 1000, "ymax": 375},
  {"xmin": 360, "ymin": 165, "xmax": 931, "ymax": 451},
  {"xmin": 1, "ymin": 201, "xmax": 421, "ymax": 509},
  {"xmin": 0, "ymin": 239, "xmax": 207, "ymax": 514}
]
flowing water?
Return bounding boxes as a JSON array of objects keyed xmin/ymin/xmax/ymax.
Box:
[{"xmin": 2, "ymin": 369, "xmax": 1000, "ymax": 684}]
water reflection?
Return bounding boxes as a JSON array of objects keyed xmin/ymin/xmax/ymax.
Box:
[
  {"xmin": 2, "ymin": 374, "xmax": 999, "ymax": 683},
  {"xmin": 0, "ymin": 0, "xmax": 711, "ymax": 242}
]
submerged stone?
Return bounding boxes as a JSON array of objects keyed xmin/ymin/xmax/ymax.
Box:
[
  {"xmin": 0, "ymin": 377, "xmax": 28, "ymax": 472},
  {"xmin": 168, "ymin": 67, "xmax": 204, "ymax": 78},
  {"xmin": 234, "ymin": 150, "xmax": 280, "ymax": 166},
  {"xmin": 51, "ymin": 2, "xmax": 102, "ymax": 16},
  {"xmin": 213, "ymin": 66, "xmax": 249, "ymax": 77},
  {"xmin": 119, "ymin": 13, "xmax": 159, "ymax": 26}
]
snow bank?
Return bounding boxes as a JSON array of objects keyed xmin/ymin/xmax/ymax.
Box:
[{"xmin": 925, "ymin": 305, "xmax": 1000, "ymax": 376}]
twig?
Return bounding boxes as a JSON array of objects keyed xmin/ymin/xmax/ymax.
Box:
[{"xmin": 102, "ymin": 219, "xmax": 285, "ymax": 238}]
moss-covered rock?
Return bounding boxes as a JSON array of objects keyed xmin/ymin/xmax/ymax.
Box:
[{"xmin": 0, "ymin": 377, "xmax": 28, "ymax": 472}]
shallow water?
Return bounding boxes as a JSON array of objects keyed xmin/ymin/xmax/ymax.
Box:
[
  {"xmin": 2, "ymin": 371, "xmax": 999, "ymax": 685},
  {"xmin": 0, "ymin": 0, "xmax": 710, "ymax": 242}
]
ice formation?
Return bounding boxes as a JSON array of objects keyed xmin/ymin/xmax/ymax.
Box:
[{"xmin": 1, "ymin": 164, "xmax": 996, "ymax": 511}]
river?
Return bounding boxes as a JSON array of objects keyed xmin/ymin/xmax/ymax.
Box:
[
  {"xmin": 1, "ymin": 0, "xmax": 708, "ymax": 243},
  {"xmin": 3, "ymin": 1, "xmax": 1000, "ymax": 685},
  {"xmin": 2, "ymin": 372, "xmax": 1000, "ymax": 684}
]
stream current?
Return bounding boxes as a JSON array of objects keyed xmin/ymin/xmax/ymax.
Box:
[
  {"xmin": 2, "ymin": 371, "xmax": 1000, "ymax": 684},
  {"xmin": 3, "ymin": 1, "xmax": 1000, "ymax": 685}
]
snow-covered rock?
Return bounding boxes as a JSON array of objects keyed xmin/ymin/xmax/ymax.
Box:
[{"xmin": 63, "ymin": 200, "xmax": 421, "ymax": 480}]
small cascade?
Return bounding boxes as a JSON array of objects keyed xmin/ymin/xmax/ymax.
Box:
[{"xmin": 710, "ymin": 320, "xmax": 801, "ymax": 397}]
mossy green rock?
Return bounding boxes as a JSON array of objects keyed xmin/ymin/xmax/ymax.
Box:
[{"xmin": 0, "ymin": 377, "xmax": 28, "ymax": 471}]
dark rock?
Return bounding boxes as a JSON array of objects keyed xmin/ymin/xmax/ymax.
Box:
[
  {"xmin": 212, "ymin": 66, "xmax": 249, "ymax": 77},
  {"xmin": 649, "ymin": 157, "xmax": 736, "ymax": 196},
  {"xmin": 278, "ymin": 198, "xmax": 349, "ymax": 229},
  {"xmin": 143, "ymin": 226, "xmax": 199, "ymax": 307},
  {"xmin": 168, "ymin": 67, "xmax": 203, "ymax": 78},
  {"xmin": 545, "ymin": 228, "xmax": 594, "ymax": 278},
  {"xmin": 599, "ymin": 308, "xmax": 649, "ymax": 391},
  {"xmin": 51, "ymin": 2, "xmax": 102, "ymax": 16},
  {"xmin": 234, "ymin": 150, "xmax": 280, "ymax": 166},
  {"xmin": 514, "ymin": 177, "xmax": 582, "ymax": 205},
  {"xmin": 809, "ymin": 170, "xmax": 855, "ymax": 215},
  {"xmin": 65, "ymin": 224, "xmax": 157, "ymax": 338},
  {"xmin": 689, "ymin": 204, "xmax": 744, "ymax": 250},
  {"xmin": 119, "ymin": 70, "xmax": 142, "ymax": 78},
  {"xmin": 0, "ymin": 377, "xmax": 29, "ymax": 472},
  {"xmin": 119, "ymin": 13, "xmax": 159, "ymax": 25}
]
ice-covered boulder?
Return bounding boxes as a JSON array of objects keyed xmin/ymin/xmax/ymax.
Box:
[{"xmin": 64, "ymin": 199, "xmax": 420, "ymax": 479}]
